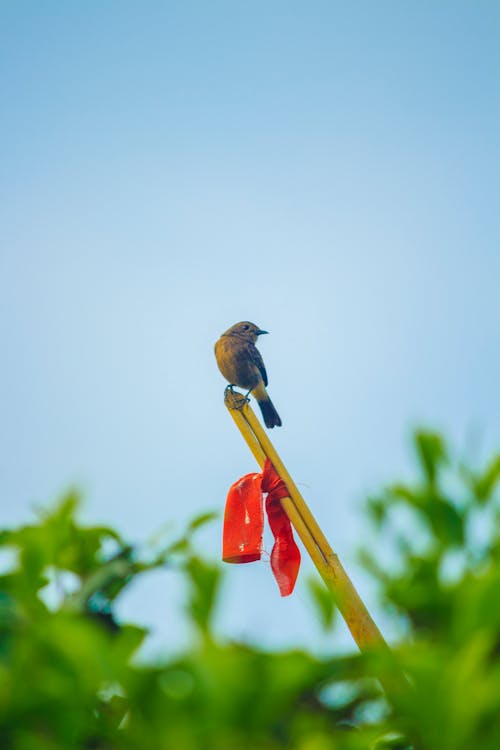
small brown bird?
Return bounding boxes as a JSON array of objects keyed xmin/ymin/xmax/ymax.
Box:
[{"xmin": 214, "ymin": 321, "xmax": 282, "ymax": 428}]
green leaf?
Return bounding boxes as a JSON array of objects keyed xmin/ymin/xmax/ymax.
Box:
[
  {"xmin": 307, "ymin": 576, "xmax": 337, "ymax": 631},
  {"xmin": 426, "ymin": 497, "xmax": 464, "ymax": 547},
  {"xmin": 472, "ymin": 454, "xmax": 500, "ymax": 504},
  {"xmin": 186, "ymin": 511, "xmax": 219, "ymax": 533},
  {"xmin": 414, "ymin": 431, "xmax": 448, "ymax": 484},
  {"xmin": 184, "ymin": 556, "xmax": 222, "ymax": 634}
]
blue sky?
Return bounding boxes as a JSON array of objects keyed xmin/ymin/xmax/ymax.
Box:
[{"xmin": 1, "ymin": 1, "xmax": 499, "ymax": 654}]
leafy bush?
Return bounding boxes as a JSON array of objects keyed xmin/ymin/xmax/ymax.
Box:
[{"xmin": 0, "ymin": 432, "xmax": 499, "ymax": 749}]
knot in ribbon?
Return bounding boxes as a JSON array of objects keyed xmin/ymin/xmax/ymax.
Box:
[{"xmin": 222, "ymin": 458, "xmax": 301, "ymax": 596}]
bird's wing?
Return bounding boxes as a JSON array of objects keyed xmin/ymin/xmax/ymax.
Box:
[{"xmin": 249, "ymin": 344, "xmax": 268, "ymax": 387}]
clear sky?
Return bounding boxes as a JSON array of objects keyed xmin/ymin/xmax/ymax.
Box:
[{"xmin": 1, "ymin": 1, "xmax": 499, "ymax": 654}]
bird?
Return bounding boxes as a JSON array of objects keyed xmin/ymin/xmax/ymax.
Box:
[{"xmin": 214, "ymin": 321, "xmax": 282, "ymax": 428}]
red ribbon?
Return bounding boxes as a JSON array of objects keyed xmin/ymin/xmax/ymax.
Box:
[{"xmin": 222, "ymin": 459, "xmax": 301, "ymax": 596}]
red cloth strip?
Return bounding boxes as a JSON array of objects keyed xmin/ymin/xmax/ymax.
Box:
[
  {"xmin": 222, "ymin": 472, "xmax": 263, "ymax": 564},
  {"xmin": 262, "ymin": 459, "xmax": 301, "ymax": 597},
  {"xmin": 222, "ymin": 459, "xmax": 301, "ymax": 596}
]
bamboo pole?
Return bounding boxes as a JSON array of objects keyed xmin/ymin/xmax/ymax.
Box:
[{"xmin": 224, "ymin": 388, "xmax": 387, "ymax": 653}]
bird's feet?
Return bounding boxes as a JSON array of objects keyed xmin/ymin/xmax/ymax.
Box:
[{"xmin": 224, "ymin": 384, "xmax": 251, "ymax": 403}]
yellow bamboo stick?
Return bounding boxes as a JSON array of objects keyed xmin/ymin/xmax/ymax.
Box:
[
  {"xmin": 223, "ymin": 388, "xmax": 387, "ymax": 653},
  {"xmin": 224, "ymin": 392, "xmax": 267, "ymax": 466}
]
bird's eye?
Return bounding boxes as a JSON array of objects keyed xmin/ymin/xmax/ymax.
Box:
[{"xmin": 242, "ymin": 324, "xmax": 249, "ymax": 330}]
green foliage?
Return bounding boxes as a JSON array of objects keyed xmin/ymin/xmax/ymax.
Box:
[
  {"xmin": 0, "ymin": 431, "xmax": 499, "ymax": 749},
  {"xmin": 362, "ymin": 432, "xmax": 500, "ymax": 749},
  {"xmin": 183, "ymin": 556, "xmax": 221, "ymax": 635},
  {"xmin": 307, "ymin": 576, "xmax": 337, "ymax": 631}
]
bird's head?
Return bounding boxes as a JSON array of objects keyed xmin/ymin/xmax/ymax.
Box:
[{"xmin": 223, "ymin": 321, "xmax": 269, "ymax": 342}]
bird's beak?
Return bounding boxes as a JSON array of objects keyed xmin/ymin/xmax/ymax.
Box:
[{"xmin": 257, "ymin": 329, "xmax": 269, "ymax": 335}]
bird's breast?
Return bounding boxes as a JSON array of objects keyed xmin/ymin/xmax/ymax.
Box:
[{"xmin": 214, "ymin": 337, "xmax": 260, "ymax": 389}]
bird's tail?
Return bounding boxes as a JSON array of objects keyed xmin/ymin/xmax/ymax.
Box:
[{"xmin": 257, "ymin": 395, "xmax": 282, "ymax": 428}]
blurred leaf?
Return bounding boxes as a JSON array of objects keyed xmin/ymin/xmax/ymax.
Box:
[
  {"xmin": 471, "ymin": 454, "xmax": 500, "ymax": 504},
  {"xmin": 367, "ymin": 497, "xmax": 388, "ymax": 526},
  {"xmin": 414, "ymin": 431, "xmax": 447, "ymax": 484},
  {"xmin": 187, "ymin": 511, "xmax": 219, "ymax": 533},
  {"xmin": 307, "ymin": 576, "xmax": 337, "ymax": 631},
  {"xmin": 415, "ymin": 495, "xmax": 464, "ymax": 548},
  {"xmin": 184, "ymin": 556, "xmax": 222, "ymax": 635}
]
